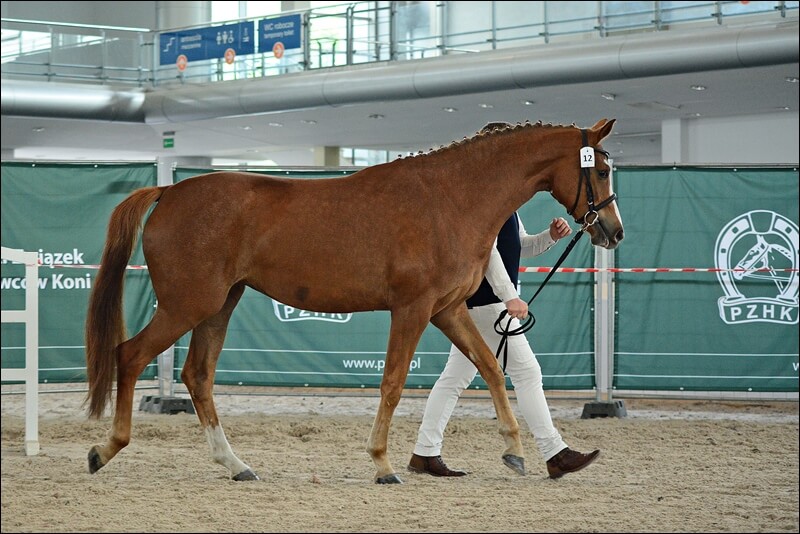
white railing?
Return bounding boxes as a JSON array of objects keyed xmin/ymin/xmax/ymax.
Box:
[{"xmin": 1, "ymin": 246, "xmax": 40, "ymax": 456}]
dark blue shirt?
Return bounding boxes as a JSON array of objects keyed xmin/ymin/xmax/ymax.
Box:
[{"xmin": 467, "ymin": 213, "xmax": 521, "ymax": 308}]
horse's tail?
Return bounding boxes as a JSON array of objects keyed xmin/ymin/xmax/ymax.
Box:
[{"xmin": 85, "ymin": 186, "xmax": 166, "ymax": 419}]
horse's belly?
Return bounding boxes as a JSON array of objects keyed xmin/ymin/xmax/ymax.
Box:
[{"xmin": 246, "ymin": 267, "xmax": 387, "ymax": 314}]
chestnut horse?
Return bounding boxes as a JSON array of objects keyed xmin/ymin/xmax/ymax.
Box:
[{"xmin": 85, "ymin": 119, "xmax": 623, "ymax": 484}]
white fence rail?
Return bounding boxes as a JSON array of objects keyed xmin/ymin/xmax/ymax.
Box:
[{"xmin": 1, "ymin": 246, "xmax": 40, "ymax": 455}]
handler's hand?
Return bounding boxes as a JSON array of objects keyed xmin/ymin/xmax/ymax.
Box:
[
  {"xmin": 505, "ymin": 297, "xmax": 528, "ymax": 320},
  {"xmin": 549, "ymin": 217, "xmax": 572, "ymax": 241}
]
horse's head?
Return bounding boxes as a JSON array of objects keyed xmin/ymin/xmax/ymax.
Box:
[{"xmin": 551, "ymin": 119, "xmax": 624, "ymax": 249}]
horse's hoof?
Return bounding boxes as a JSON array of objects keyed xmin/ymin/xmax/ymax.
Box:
[
  {"xmin": 88, "ymin": 446, "xmax": 104, "ymax": 474},
  {"xmin": 375, "ymin": 473, "xmax": 404, "ymax": 484},
  {"xmin": 232, "ymin": 469, "xmax": 260, "ymax": 481},
  {"xmin": 502, "ymin": 454, "xmax": 526, "ymax": 476}
]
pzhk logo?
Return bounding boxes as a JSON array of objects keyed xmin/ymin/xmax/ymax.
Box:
[
  {"xmin": 272, "ymin": 300, "xmax": 352, "ymax": 323},
  {"xmin": 715, "ymin": 210, "xmax": 798, "ymax": 325}
]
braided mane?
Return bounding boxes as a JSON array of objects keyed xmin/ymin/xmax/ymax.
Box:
[{"xmin": 399, "ymin": 120, "xmax": 578, "ymax": 160}]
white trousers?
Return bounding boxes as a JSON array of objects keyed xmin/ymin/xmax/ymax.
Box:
[{"xmin": 414, "ymin": 302, "xmax": 568, "ymax": 462}]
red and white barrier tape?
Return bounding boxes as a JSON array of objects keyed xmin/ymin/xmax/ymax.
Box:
[
  {"xmin": 10, "ymin": 263, "xmax": 798, "ymax": 274},
  {"xmin": 520, "ymin": 267, "xmax": 798, "ymax": 274}
]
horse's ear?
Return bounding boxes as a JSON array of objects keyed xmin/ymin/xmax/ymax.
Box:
[{"xmin": 592, "ymin": 118, "xmax": 616, "ymax": 142}]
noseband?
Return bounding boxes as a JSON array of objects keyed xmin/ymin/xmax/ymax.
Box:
[{"xmin": 567, "ymin": 129, "xmax": 617, "ymax": 228}]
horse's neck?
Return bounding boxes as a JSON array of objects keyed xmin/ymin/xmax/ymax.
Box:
[{"xmin": 421, "ymin": 134, "xmax": 557, "ymax": 239}]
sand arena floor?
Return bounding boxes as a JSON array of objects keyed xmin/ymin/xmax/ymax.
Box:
[{"xmin": 2, "ymin": 383, "xmax": 798, "ymax": 533}]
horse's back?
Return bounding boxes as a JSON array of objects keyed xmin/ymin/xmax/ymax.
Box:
[{"xmin": 141, "ymin": 171, "xmax": 403, "ymax": 312}]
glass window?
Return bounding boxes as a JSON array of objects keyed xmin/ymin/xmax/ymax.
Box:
[
  {"xmin": 1, "ymin": 29, "xmax": 52, "ymax": 63},
  {"xmin": 211, "ymin": 1, "xmax": 242, "ymax": 22},
  {"xmin": 602, "ymin": 1, "xmax": 656, "ymax": 32}
]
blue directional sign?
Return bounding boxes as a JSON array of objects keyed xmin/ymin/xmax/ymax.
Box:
[
  {"xmin": 159, "ymin": 21, "xmax": 255, "ymax": 66},
  {"xmin": 259, "ymin": 14, "xmax": 302, "ymax": 53}
]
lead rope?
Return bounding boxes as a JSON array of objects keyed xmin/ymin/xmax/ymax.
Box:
[
  {"xmin": 492, "ymin": 129, "xmax": 610, "ymax": 372},
  {"xmin": 492, "ymin": 227, "xmax": 585, "ymax": 372}
]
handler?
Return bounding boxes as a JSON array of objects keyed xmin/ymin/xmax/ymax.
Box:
[{"xmin": 409, "ymin": 212, "xmax": 601, "ymax": 479}]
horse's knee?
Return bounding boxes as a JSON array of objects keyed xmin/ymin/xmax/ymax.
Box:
[
  {"xmin": 484, "ymin": 371, "xmax": 508, "ymax": 390},
  {"xmin": 378, "ymin": 388, "xmax": 403, "ymax": 409}
]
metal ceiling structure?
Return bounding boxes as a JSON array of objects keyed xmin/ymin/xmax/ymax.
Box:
[{"xmin": 2, "ymin": 17, "xmax": 798, "ymax": 165}]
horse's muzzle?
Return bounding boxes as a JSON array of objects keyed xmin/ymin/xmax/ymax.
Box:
[{"xmin": 590, "ymin": 220, "xmax": 624, "ymax": 249}]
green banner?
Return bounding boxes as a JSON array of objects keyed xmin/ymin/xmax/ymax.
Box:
[
  {"xmin": 1, "ymin": 162, "xmax": 158, "ymax": 383},
  {"xmin": 9, "ymin": 164, "xmax": 792, "ymax": 394},
  {"xmin": 172, "ymin": 168, "xmax": 596, "ymax": 390},
  {"xmin": 614, "ymin": 167, "xmax": 799, "ymax": 392}
]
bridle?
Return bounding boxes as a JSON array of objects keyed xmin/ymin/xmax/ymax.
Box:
[
  {"xmin": 567, "ymin": 129, "xmax": 617, "ymax": 229},
  {"xmin": 492, "ymin": 128, "xmax": 619, "ymax": 371}
]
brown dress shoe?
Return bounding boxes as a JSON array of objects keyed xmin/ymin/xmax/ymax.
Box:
[
  {"xmin": 546, "ymin": 448, "xmax": 600, "ymax": 479},
  {"xmin": 407, "ymin": 453, "xmax": 467, "ymax": 477}
]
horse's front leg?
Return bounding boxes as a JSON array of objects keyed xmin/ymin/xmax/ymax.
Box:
[
  {"xmin": 431, "ymin": 303, "xmax": 525, "ymax": 475},
  {"xmin": 182, "ymin": 285, "xmax": 258, "ymax": 481},
  {"xmin": 368, "ymin": 304, "xmax": 431, "ymax": 484}
]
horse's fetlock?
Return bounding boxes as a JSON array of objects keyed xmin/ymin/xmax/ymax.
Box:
[
  {"xmin": 366, "ymin": 444, "xmax": 386, "ymax": 458},
  {"xmin": 110, "ymin": 435, "xmax": 130, "ymax": 449}
]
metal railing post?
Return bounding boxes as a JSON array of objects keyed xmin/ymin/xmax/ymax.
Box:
[
  {"xmin": 100, "ymin": 30, "xmax": 107, "ymax": 83},
  {"xmin": 302, "ymin": 11, "xmax": 311, "ymax": 70},
  {"xmin": 346, "ymin": 4, "xmax": 354, "ymax": 65},
  {"xmin": 389, "ymin": 1, "xmax": 398, "ymax": 61}
]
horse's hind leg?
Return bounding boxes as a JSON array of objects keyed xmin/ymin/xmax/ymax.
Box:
[
  {"xmin": 88, "ymin": 308, "xmax": 191, "ymax": 473},
  {"xmin": 430, "ymin": 304, "xmax": 525, "ymax": 474},
  {"xmin": 180, "ymin": 284, "xmax": 258, "ymax": 481}
]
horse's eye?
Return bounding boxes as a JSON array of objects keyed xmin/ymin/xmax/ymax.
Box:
[{"xmin": 598, "ymin": 170, "xmax": 609, "ymax": 179}]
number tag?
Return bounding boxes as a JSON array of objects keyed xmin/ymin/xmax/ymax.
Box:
[{"xmin": 580, "ymin": 147, "xmax": 595, "ymax": 168}]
